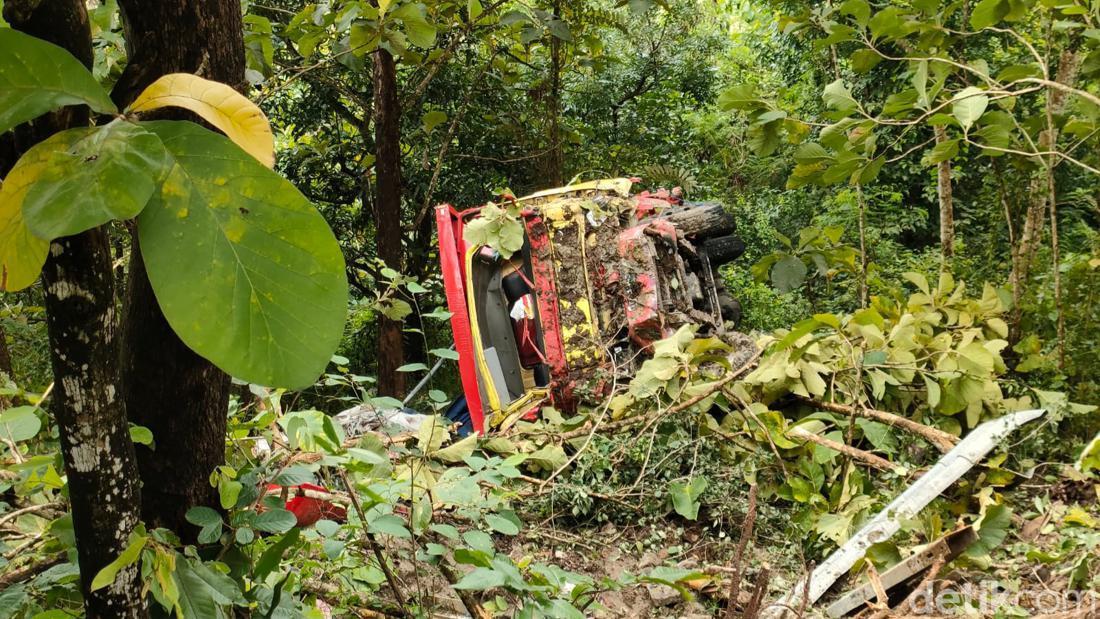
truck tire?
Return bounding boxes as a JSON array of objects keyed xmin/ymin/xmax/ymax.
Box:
[{"xmin": 702, "ymin": 234, "xmax": 745, "ymax": 266}]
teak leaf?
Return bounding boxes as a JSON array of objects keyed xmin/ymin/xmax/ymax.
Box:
[
  {"xmin": 137, "ymin": 121, "xmax": 348, "ymax": 389},
  {"xmin": 22, "ymin": 121, "xmax": 169, "ymax": 240},
  {"xmin": 128, "ymin": 73, "xmax": 275, "ymax": 167},
  {"xmin": 0, "ymin": 131, "xmax": 89, "ymax": 292},
  {"xmin": 0, "ymin": 29, "xmax": 117, "ymax": 135}
]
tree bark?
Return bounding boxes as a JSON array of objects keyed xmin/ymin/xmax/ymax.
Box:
[
  {"xmin": 112, "ymin": 0, "xmax": 244, "ymax": 537},
  {"xmin": 934, "ymin": 125, "xmax": 954, "ymax": 263},
  {"xmin": 543, "ymin": 0, "xmax": 565, "ymax": 186},
  {"xmin": 372, "ymin": 47, "xmax": 406, "ymax": 398},
  {"xmin": 0, "ymin": 323, "xmax": 12, "ymax": 379},
  {"xmin": 2, "ymin": 1, "xmax": 147, "ymax": 616},
  {"xmin": 1011, "ymin": 50, "xmax": 1080, "ymax": 325}
]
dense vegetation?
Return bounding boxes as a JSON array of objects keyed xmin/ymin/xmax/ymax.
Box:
[{"xmin": 1, "ymin": 0, "xmax": 1098, "ymax": 617}]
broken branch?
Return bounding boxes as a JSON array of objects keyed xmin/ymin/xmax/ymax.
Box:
[
  {"xmin": 799, "ymin": 398, "xmax": 957, "ymax": 453},
  {"xmin": 787, "ymin": 427, "xmax": 895, "ymax": 472}
]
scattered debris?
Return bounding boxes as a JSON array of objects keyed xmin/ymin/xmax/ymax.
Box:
[{"xmin": 764, "ymin": 408, "xmax": 1047, "ymax": 617}]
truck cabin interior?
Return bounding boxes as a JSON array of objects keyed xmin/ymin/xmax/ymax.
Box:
[{"xmin": 466, "ymin": 241, "xmax": 550, "ymax": 413}]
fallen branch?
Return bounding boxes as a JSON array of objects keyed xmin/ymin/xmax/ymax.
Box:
[
  {"xmin": 0, "ymin": 501, "xmax": 64, "ymax": 528},
  {"xmin": 263, "ymin": 485, "xmax": 351, "ymax": 505},
  {"xmin": 0, "ymin": 554, "xmax": 65, "ymax": 589},
  {"xmin": 743, "ymin": 567, "xmax": 770, "ymax": 619},
  {"xmin": 798, "ymin": 399, "xmax": 957, "ymax": 453},
  {"xmin": 787, "ymin": 427, "xmax": 895, "ymax": 472},
  {"xmin": 434, "ymin": 551, "xmax": 493, "ymax": 619},
  {"xmin": 557, "ymin": 347, "xmax": 762, "ymax": 442}
]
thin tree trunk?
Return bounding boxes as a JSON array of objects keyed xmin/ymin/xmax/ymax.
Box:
[
  {"xmin": 0, "ymin": 323, "xmax": 12, "ymax": 378},
  {"xmin": 1044, "ymin": 72, "xmax": 1066, "ymax": 369},
  {"xmin": 856, "ymin": 184, "xmax": 869, "ymax": 308},
  {"xmin": 372, "ymin": 47, "xmax": 406, "ymax": 398},
  {"xmin": 934, "ymin": 125, "xmax": 954, "ymax": 264},
  {"xmin": 1011, "ymin": 49, "xmax": 1080, "ymax": 332},
  {"xmin": 112, "ymin": 0, "xmax": 243, "ymax": 538},
  {"xmin": 544, "ymin": 0, "xmax": 565, "ymax": 186},
  {"xmin": 2, "ymin": 1, "xmax": 147, "ymax": 615},
  {"xmin": 994, "ymin": 159, "xmax": 1023, "ymax": 343}
]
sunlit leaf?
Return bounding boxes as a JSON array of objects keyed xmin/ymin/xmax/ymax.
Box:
[
  {"xmin": 22, "ymin": 121, "xmax": 169, "ymax": 240},
  {"xmin": 0, "ymin": 29, "xmax": 117, "ymax": 135},
  {"xmin": 0, "ymin": 131, "xmax": 87, "ymax": 292},
  {"xmin": 128, "ymin": 73, "xmax": 275, "ymax": 167}
]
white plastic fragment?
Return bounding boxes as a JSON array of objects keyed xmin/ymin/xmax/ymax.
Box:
[{"xmin": 761, "ymin": 408, "xmax": 1046, "ymax": 618}]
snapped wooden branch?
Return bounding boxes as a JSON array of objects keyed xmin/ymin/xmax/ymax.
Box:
[
  {"xmin": 787, "ymin": 426, "xmax": 895, "ymax": 472},
  {"xmin": 0, "ymin": 554, "xmax": 65, "ymax": 589},
  {"xmin": 798, "ymin": 398, "xmax": 957, "ymax": 454},
  {"xmin": 0, "ymin": 501, "xmax": 64, "ymax": 528}
]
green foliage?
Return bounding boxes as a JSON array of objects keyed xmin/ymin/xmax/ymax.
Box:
[
  {"xmin": 22, "ymin": 121, "xmax": 168, "ymax": 239},
  {"xmin": 668, "ymin": 476, "xmax": 708, "ymax": 520},
  {"xmin": 0, "ymin": 405, "xmax": 41, "ymax": 442},
  {"xmin": 0, "ymin": 31, "xmax": 347, "ymax": 390},
  {"xmin": 138, "ymin": 121, "xmax": 348, "ymax": 389},
  {"xmin": 751, "ymin": 225, "xmax": 859, "ymax": 293},
  {"xmin": 463, "ymin": 200, "xmax": 525, "ymax": 258},
  {"xmin": 0, "ymin": 28, "xmax": 117, "ymax": 135}
]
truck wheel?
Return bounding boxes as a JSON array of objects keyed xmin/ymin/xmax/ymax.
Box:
[{"xmin": 702, "ymin": 234, "xmax": 745, "ymax": 266}]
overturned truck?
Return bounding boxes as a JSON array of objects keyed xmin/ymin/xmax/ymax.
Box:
[{"xmin": 434, "ymin": 178, "xmax": 751, "ymax": 434}]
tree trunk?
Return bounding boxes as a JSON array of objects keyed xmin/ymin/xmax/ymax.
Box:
[
  {"xmin": 112, "ymin": 0, "xmax": 244, "ymax": 537},
  {"xmin": 2, "ymin": 2, "xmax": 147, "ymax": 616},
  {"xmin": 0, "ymin": 323, "xmax": 12, "ymax": 379},
  {"xmin": 1011, "ymin": 50, "xmax": 1080, "ymax": 322},
  {"xmin": 934, "ymin": 125, "xmax": 954, "ymax": 264},
  {"xmin": 373, "ymin": 47, "xmax": 406, "ymax": 398},
  {"xmin": 543, "ymin": 0, "xmax": 565, "ymax": 186}
]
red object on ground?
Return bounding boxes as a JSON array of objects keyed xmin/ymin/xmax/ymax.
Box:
[{"xmin": 268, "ymin": 483, "xmax": 347, "ymax": 528}]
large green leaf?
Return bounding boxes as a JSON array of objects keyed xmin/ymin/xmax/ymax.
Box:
[
  {"xmin": 0, "ymin": 28, "xmax": 117, "ymax": 135},
  {"xmin": 966, "ymin": 503, "xmax": 1012, "ymax": 557},
  {"xmin": 22, "ymin": 121, "xmax": 169, "ymax": 239},
  {"xmin": 252, "ymin": 508, "xmax": 298, "ymax": 534},
  {"xmin": 0, "ymin": 406, "xmax": 42, "ymax": 442},
  {"xmin": 823, "ymin": 79, "xmax": 858, "ymax": 113},
  {"xmin": 174, "ymin": 557, "xmax": 245, "ymax": 619},
  {"xmin": 137, "ymin": 121, "xmax": 348, "ymax": 390},
  {"xmin": 952, "ymin": 87, "xmax": 989, "ymax": 132},
  {"xmin": 970, "ymin": 0, "xmax": 1008, "ymax": 29},
  {"xmin": 771, "ymin": 255, "xmax": 808, "ymax": 292},
  {"xmin": 669, "ymin": 476, "xmax": 708, "ymax": 520},
  {"xmin": 391, "ymin": 3, "xmax": 437, "ymax": 48},
  {"xmin": 90, "ymin": 533, "xmax": 147, "ymax": 591}
]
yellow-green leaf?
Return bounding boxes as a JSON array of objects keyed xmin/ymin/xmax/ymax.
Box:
[
  {"xmin": 138, "ymin": 121, "xmax": 347, "ymax": 389},
  {"xmin": 91, "ymin": 533, "xmax": 148, "ymax": 591},
  {"xmin": 127, "ymin": 73, "xmax": 275, "ymax": 167},
  {"xmin": 0, "ymin": 29, "xmax": 118, "ymax": 135},
  {"xmin": 0, "ymin": 130, "xmax": 93, "ymax": 291}
]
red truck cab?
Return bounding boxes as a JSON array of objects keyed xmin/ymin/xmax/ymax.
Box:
[{"xmin": 436, "ymin": 179, "xmax": 744, "ymax": 434}]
